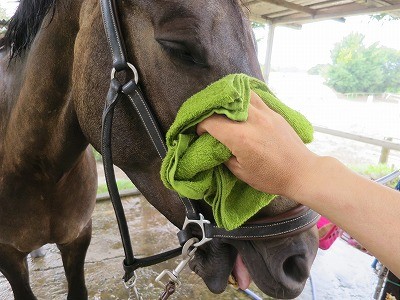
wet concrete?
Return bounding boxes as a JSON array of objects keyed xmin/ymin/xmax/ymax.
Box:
[
  {"xmin": 0, "ymin": 194, "xmax": 379, "ymax": 300},
  {"xmin": 0, "ymin": 196, "xmax": 274, "ymax": 300}
]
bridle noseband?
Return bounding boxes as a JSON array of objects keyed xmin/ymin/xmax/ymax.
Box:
[{"xmin": 100, "ymin": 0, "xmax": 319, "ymax": 296}]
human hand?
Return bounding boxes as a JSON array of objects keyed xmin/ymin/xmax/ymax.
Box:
[{"xmin": 196, "ymin": 91, "xmax": 319, "ymax": 198}]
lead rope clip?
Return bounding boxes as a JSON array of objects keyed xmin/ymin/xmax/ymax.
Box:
[{"xmin": 155, "ymin": 238, "xmax": 199, "ymax": 298}]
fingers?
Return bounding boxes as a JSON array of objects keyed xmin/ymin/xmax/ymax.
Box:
[
  {"xmin": 196, "ymin": 114, "xmax": 240, "ymax": 150},
  {"xmin": 249, "ymin": 91, "xmax": 267, "ymax": 110},
  {"xmin": 225, "ymin": 156, "xmax": 240, "ymax": 174},
  {"xmin": 196, "ymin": 91, "xmax": 277, "ymax": 152}
]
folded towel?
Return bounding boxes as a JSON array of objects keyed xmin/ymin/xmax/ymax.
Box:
[{"xmin": 161, "ymin": 74, "xmax": 313, "ymax": 230}]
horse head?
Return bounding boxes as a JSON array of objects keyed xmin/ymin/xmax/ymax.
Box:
[{"xmin": 72, "ymin": 0, "xmax": 318, "ymax": 298}]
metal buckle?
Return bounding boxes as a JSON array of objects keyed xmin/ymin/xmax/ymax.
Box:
[
  {"xmin": 111, "ymin": 62, "xmax": 139, "ymax": 84},
  {"xmin": 182, "ymin": 213, "xmax": 212, "ymax": 247}
]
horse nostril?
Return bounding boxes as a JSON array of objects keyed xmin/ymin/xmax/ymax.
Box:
[{"xmin": 282, "ymin": 255, "xmax": 309, "ymax": 283}]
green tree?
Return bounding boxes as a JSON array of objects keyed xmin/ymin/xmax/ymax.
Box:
[
  {"xmin": 370, "ymin": 13, "xmax": 400, "ymax": 22},
  {"xmin": 251, "ymin": 22, "xmax": 265, "ymax": 29},
  {"xmin": 308, "ymin": 64, "xmax": 330, "ymax": 76},
  {"xmin": 0, "ymin": 4, "xmax": 8, "ymax": 35},
  {"xmin": 326, "ymin": 33, "xmax": 400, "ymax": 93},
  {"xmin": 0, "ymin": 6, "xmax": 7, "ymax": 20}
]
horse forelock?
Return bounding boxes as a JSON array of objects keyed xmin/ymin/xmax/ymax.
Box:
[{"xmin": 0, "ymin": 0, "xmax": 57, "ymax": 59}]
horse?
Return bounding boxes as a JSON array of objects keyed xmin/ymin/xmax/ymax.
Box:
[{"xmin": 0, "ymin": 0, "xmax": 319, "ymax": 299}]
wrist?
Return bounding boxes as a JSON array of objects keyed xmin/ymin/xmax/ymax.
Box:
[{"xmin": 285, "ymin": 155, "xmax": 337, "ymax": 205}]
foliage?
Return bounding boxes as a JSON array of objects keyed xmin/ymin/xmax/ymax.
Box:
[
  {"xmin": 370, "ymin": 14, "xmax": 400, "ymax": 22},
  {"xmin": 0, "ymin": 5, "xmax": 7, "ymax": 20},
  {"xmin": 350, "ymin": 164, "xmax": 399, "ymax": 188},
  {"xmin": 308, "ymin": 64, "xmax": 330, "ymax": 76},
  {"xmin": 325, "ymin": 33, "xmax": 400, "ymax": 94},
  {"xmin": 251, "ymin": 22, "xmax": 265, "ymax": 29},
  {"xmin": 0, "ymin": 5, "xmax": 7, "ymax": 35},
  {"xmin": 97, "ymin": 180, "xmax": 136, "ymax": 194},
  {"xmin": 92, "ymin": 147, "xmax": 102, "ymax": 162}
]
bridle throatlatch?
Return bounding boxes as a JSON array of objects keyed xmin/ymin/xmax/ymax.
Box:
[{"xmin": 99, "ymin": 0, "xmax": 320, "ymax": 298}]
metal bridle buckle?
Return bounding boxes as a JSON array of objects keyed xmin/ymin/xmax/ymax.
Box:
[
  {"xmin": 182, "ymin": 213, "xmax": 212, "ymax": 247},
  {"xmin": 111, "ymin": 62, "xmax": 139, "ymax": 84}
]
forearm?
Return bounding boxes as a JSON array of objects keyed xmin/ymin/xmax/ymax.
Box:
[
  {"xmin": 292, "ymin": 156, "xmax": 400, "ymax": 277},
  {"xmin": 197, "ymin": 95, "xmax": 400, "ymax": 276}
]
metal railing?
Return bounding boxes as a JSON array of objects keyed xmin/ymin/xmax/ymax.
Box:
[
  {"xmin": 344, "ymin": 93, "xmax": 400, "ymax": 102},
  {"xmin": 313, "ymin": 126, "xmax": 400, "ymax": 164}
]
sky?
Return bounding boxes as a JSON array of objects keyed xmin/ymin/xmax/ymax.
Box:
[{"xmin": 2, "ymin": 0, "xmax": 400, "ymax": 71}]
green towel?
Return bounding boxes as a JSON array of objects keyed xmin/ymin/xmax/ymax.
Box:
[{"xmin": 161, "ymin": 74, "xmax": 313, "ymax": 230}]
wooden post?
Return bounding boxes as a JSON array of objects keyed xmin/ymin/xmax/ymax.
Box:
[
  {"xmin": 263, "ymin": 24, "xmax": 275, "ymax": 84},
  {"xmin": 379, "ymin": 137, "xmax": 393, "ymax": 164}
]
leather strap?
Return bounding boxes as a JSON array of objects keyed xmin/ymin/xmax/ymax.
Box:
[
  {"xmin": 204, "ymin": 207, "xmax": 319, "ymax": 240},
  {"xmin": 102, "ymin": 78, "xmax": 183, "ymax": 281},
  {"xmin": 122, "ymin": 81, "xmax": 199, "ymax": 219},
  {"xmin": 100, "ymin": 0, "xmax": 128, "ymax": 71},
  {"xmin": 102, "ymin": 79, "xmax": 135, "ymax": 266}
]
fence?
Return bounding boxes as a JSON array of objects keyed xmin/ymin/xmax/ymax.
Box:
[
  {"xmin": 313, "ymin": 126, "xmax": 400, "ymax": 164},
  {"xmin": 344, "ymin": 93, "xmax": 400, "ymax": 102}
]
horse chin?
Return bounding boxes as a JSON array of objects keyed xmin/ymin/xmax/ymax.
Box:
[
  {"xmin": 189, "ymin": 239, "xmax": 237, "ymax": 294},
  {"xmin": 189, "ymin": 228, "xmax": 318, "ymax": 299},
  {"xmin": 228, "ymin": 229, "xmax": 318, "ymax": 299}
]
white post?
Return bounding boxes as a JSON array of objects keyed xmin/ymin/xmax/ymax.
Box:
[{"xmin": 263, "ymin": 24, "xmax": 276, "ymax": 84}]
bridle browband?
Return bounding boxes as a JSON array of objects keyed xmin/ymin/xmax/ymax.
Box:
[{"xmin": 99, "ymin": 0, "xmax": 319, "ymax": 295}]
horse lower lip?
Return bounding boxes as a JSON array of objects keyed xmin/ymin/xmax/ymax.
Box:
[{"xmin": 232, "ymin": 254, "xmax": 252, "ymax": 290}]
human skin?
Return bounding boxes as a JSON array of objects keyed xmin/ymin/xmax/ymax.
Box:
[{"xmin": 197, "ymin": 92, "xmax": 400, "ymax": 278}]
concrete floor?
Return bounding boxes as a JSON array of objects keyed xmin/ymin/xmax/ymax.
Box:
[{"xmin": 0, "ymin": 195, "xmax": 269, "ymax": 300}]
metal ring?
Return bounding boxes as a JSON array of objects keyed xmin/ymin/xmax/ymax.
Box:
[
  {"xmin": 182, "ymin": 237, "xmax": 199, "ymax": 257},
  {"xmin": 111, "ymin": 62, "xmax": 139, "ymax": 84},
  {"xmin": 123, "ymin": 270, "xmax": 138, "ymax": 289}
]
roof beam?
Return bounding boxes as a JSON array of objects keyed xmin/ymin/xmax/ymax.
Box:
[
  {"xmin": 259, "ymin": 0, "xmax": 316, "ymax": 15},
  {"xmin": 249, "ymin": 13, "xmax": 271, "ymax": 24},
  {"xmin": 272, "ymin": 2, "xmax": 400, "ymax": 24}
]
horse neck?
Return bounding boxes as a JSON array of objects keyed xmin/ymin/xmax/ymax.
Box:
[{"xmin": 1, "ymin": 1, "xmax": 87, "ymax": 179}]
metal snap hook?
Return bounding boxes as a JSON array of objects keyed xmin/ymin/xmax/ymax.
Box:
[{"xmin": 155, "ymin": 238, "xmax": 199, "ymax": 289}]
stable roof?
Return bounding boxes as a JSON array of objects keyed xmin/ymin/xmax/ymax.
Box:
[{"xmin": 244, "ymin": 0, "xmax": 400, "ymax": 26}]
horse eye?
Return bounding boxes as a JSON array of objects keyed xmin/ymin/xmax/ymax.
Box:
[{"xmin": 157, "ymin": 40, "xmax": 206, "ymax": 67}]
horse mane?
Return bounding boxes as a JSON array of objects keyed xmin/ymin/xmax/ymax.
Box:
[{"xmin": 0, "ymin": 0, "xmax": 57, "ymax": 59}]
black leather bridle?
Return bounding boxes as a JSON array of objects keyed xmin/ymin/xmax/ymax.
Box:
[{"xmin": 99, "ymin": 0, "xmax": 319, "ymax": 291}]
